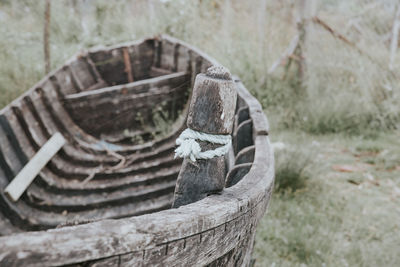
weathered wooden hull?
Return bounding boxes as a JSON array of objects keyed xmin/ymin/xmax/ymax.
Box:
[{"xmin": 0, "ymin": 35, "xmax": 274, "ymax": 266}]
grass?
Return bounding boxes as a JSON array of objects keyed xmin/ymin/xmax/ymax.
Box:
[
  {"xmin": 273, "ymin": 139, "xmax": 316, "ymax": 193},
  {"xmin": 255, "ymin": 131, "xmax": 400, "ymax": 266},
  {"xmin": 1, "ymin": 0, "xmax": 399, "ymax": 134},
  {"xmin": 1, "ymin": 0, "xmax": 400, "ymax": 266}
]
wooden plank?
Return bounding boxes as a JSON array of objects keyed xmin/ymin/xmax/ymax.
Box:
[
  {"xmin": 122, "ymin": 47, "xmax": 134, "ymax": 83},
  {"xmin": 235, "ymin": 145, "xmax": 255, "ymax": 165},
  {"xmin": 88, "ymin": 47, "xmax": 126, "ymax": 86},
  {"xmin": 160, "ymin": 39, "xmax": 176, "ymax": 71},
  {"xmin": 64, "ymin": 71, "xmax": 188, "ymax": 101},
  {"xmin": 0, "ymin": 184, "xmax": 176, "ymax": 233},
  {"xmin": 25, "ymin": 176, "xmax": 178, "ymax": 212},
  {"xmin": 225, "ymin": 163, "xmax": 252, "ymax": 188},
  {"xmin": 26, "ymin": 90, "xmax": 119, "ymax": 165},
  {"xmin": 69, "ymin": 56, "xmax": 100, "ymax": 90},
  {"xmin": 88, "ymin": 39, "xmax": 156, "ymax": 85},
  {"xmin": 161, "ymin": 35, "xmax": 219, "ymax": 68},
  {"xmin": 4, "ymin": 133, "xmax": 65, "ymax": 201},
  {"xmin": 237, "ymin": 106, "xmax": 249, "ymax": 125},
  {"xmin": 52, "ymin": 66, "xmax": 80, "ymax": 95},
  {"xmin": 130, "ymin": 40, "xmax": 156, "ymax": 80},
  {"xmin": 38, "ymin": 163, "xmax": 180, "ymax": 193},
  {"xmin": 233, "ymin": 119, "xmax": 253, "ymax": 154},
  {"xmin": 64, "ymin": 72, "xmax": 190, "ymax": 136},
  {"xmin": 176, "ymin": 45, "xmax": 191, "ymax": 72},
  {"xmin": 149, "ymin": 66, "xmax": 173, "ymax": 77},
  {"xmin": 0, "ymin": 114, "xmax": 29, "ymax": 175},
  {"xmin": 234, "ymin": 78, "xmax": 269, "ymax": 136}
]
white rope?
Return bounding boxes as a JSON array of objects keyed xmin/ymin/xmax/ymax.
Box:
[{"xmin": 174, "ymin": 128, "xmax": 232, "ymax": 162}]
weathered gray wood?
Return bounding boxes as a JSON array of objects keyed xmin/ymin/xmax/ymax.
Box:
[
  {"xmin": 0, "ymin": 35, "xmax": 273, "ymax": 267},
  {"xmin": 122, "ymin": 47, "xmax": 134, "ymax": 83},
  {"xmin": 4, "ymin": 133, "xmax": 65, "ymax": 201},
  {"xmin": 225, "ymin": 163, "xmax": 252, "ymax": 188},
  {"xmin": 64, "ymin": 72, "xmax": 190, "ymax": 136},
  {"xmin": 172, "ymin": 66, "xmax": 237, "ymax": 208},
  {"xmin": 24, "ymin": 174, "xmax": 177, "ymax": 211},
  {"xmin": 225, "ymin": 145, "xmax": 235, "ymax": 173},
  {"xmin": 237, "ymin": 106, "xmax": 250, "ymax": 125},
  {"xmin": 176, "ymin": 45, "xmax": 190, "ymax": 72},
  {"xmin": 68, "ymin": 56, "xmax": 105, "ymax": 91},
  {"xmin": 88, "ymin": 39, "xmax": 155, "ymax": 85},
  {"xmin": 234, "ymin": 119, "xmax": 253, "ymax": 154},
  {"xmin": 234, "ymin": 77, "xmax": 269, "ymax": 136},
  {"xmin": 64, "ymin": 71, "xmax": 188, "ymax": 102},
  {"xmin": 0, "ymin": 133, "xmax": 273, "ymax": 266},
  {"xmin": 171, "ymin": 157, "xmax": 226, "ymax": 208},
  {"xmin": 160, "ymin": 39, "xmax": 176, "ymax": 71},
  {"xmin": 149, "ymin": 66, "xmax": 172, "ymax": 77},
  {"xmin": 68, "ymin": 87, "xmax": 187, "ymax": 136},
  {"xmin": 52, "ymin": 66, "xmax": 80, "ymax": 95},
  {"xmin": 186, "ymin": 67, "xmax": 237, "ymax": 134},
  {"xmin": 235, "ymin": 145, "xmax": 255, "ymax": 165},
  {"xmin": 87, "ymin": 255, "xmax": 120, "ymax": 267},
  {"xmin": 0, "ymin": 113, "xmax": 272, "ymax": 267},
  {"xmin": 29, "ymin": 79, "xmax": 187, "ymax": 156}
]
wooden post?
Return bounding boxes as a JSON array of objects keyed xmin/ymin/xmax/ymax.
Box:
[
  {"xmin": 292, "ymin": 0, "xmax": 316, "ymax": 82},
  {"xmin": 44, "ymin": 0, "xmax": 51, "ymax": 74},
  {"xmin": 295, "ymin": 0, "xmax": 309, "ymax": 81},
  {"xmin": 172, "ymin": 66, "xmax": 237, "ymax": 208}
]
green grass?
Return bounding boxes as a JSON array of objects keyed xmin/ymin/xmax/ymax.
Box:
[
  {"xmin": 273, "ymin": 139, "xmax": 316, "ymax": 193},
  {"xmin": 254, "ymin": 131, "xmax": 400, "ymax": 266}
]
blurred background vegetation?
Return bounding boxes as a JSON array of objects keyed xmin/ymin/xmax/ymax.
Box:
[{"xmin": 1, "ymin": 0, "xmax": 399, "ymax": 266}]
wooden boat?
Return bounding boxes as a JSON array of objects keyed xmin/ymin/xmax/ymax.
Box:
[{"xmin": 0, "ymin": 35, "xmax": 274, "ymax": 266}]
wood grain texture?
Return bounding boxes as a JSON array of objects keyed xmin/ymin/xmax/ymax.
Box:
[
  {"xmin": 4, "ymin": 133, "xmax": 65, "ymax": 201},
  {"xmin": 64, "ymin": 72, "xmax": 190, "ymax": 136},
  {"xmin": 186, "ymin": 73, "xmax": 237, "ymax": 134},
  {"xmin": 172, "ymin": 66, "xmax": 237, "ymax": 208},
  {"xmin": 225, "ymin": 163, "xmax": 252, "ymax": 188},
  {"xmin": 235, "ymin": 145, "xmax": 255, "ymax": 165},
  {"xmin": 234, "ymin": 119, "xmax": 253, "ymax": 155}
]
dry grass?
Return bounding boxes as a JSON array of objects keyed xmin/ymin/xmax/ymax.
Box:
[{"xmin": 256, "ymin": 131, "xmax": 400, "ymax": 266}]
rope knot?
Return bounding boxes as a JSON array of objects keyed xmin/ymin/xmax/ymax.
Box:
[
  {"xmin": 175, "ymin": 138, "xmax": 201, "ymax": 162},
  {"xmin": 174, "ymin": 128, "xmax": 232, "ymax": 162}
]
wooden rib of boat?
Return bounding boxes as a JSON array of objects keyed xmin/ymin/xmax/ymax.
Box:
[{"xmin": 0, "ymin": 35, "xmax": 274, "ymax": 266}]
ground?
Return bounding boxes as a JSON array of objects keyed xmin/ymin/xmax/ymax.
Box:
[{"xmin": 254, "ymin": 130, "xmax": 400, "ymax": 266}]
